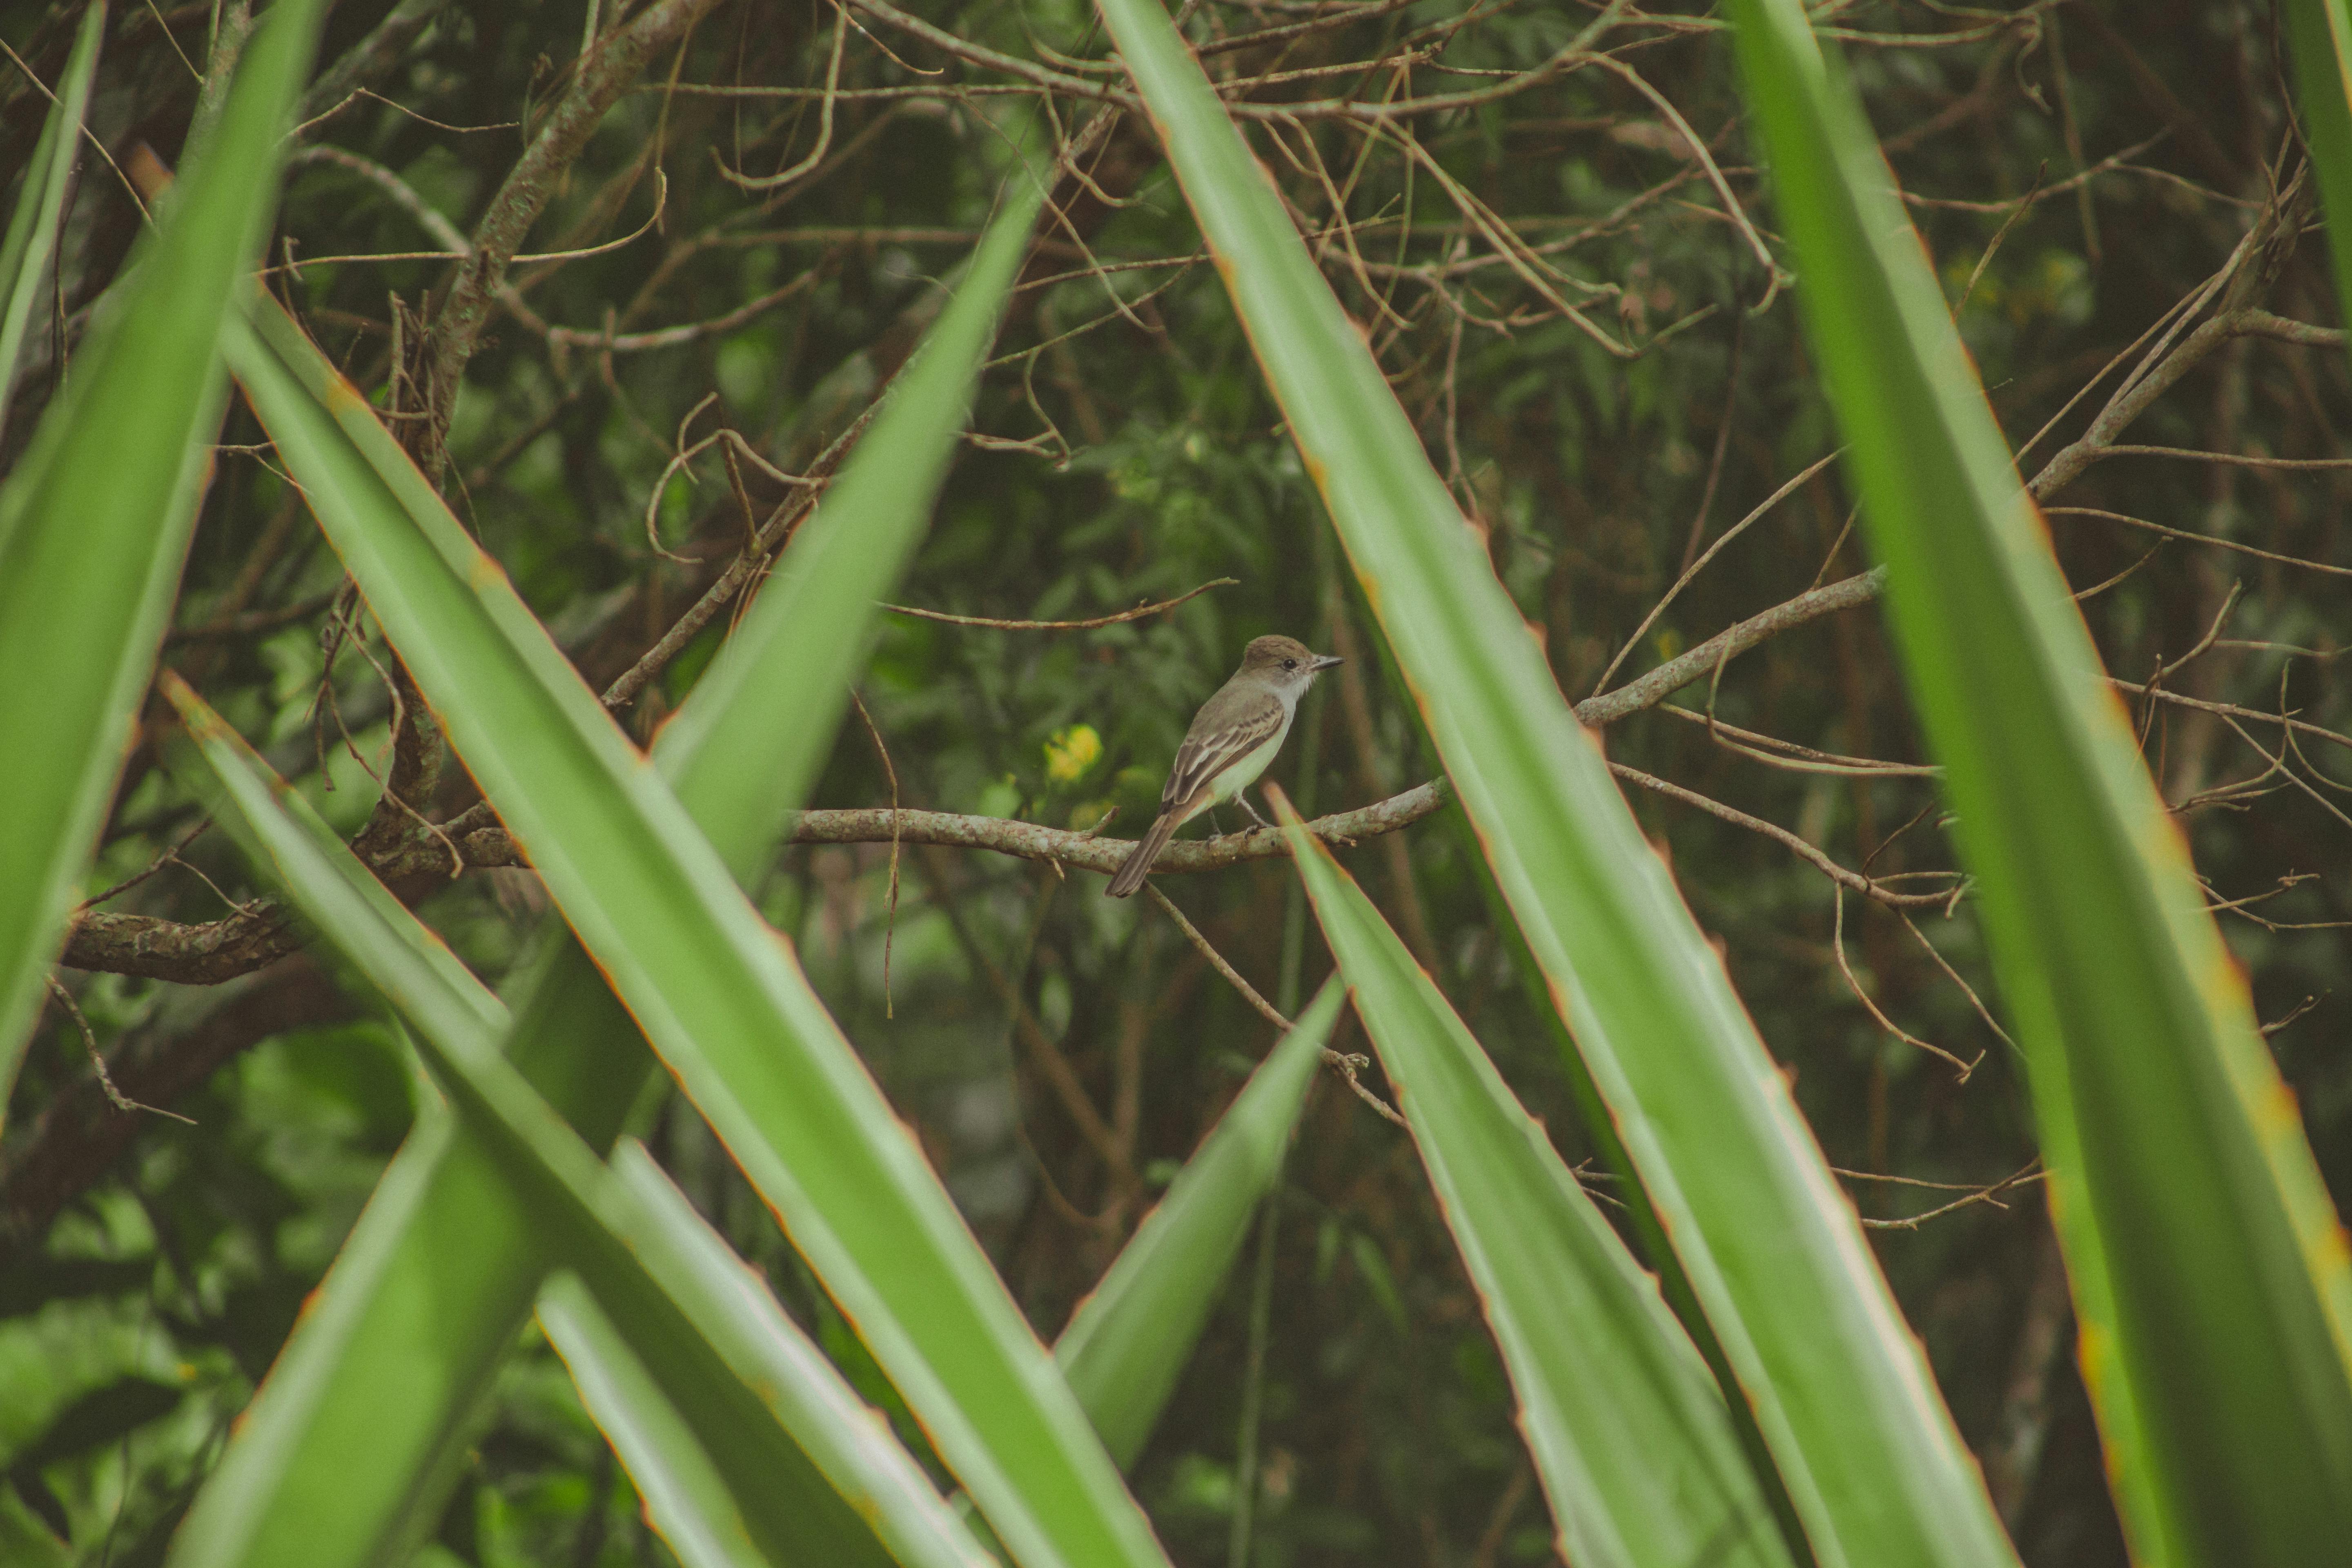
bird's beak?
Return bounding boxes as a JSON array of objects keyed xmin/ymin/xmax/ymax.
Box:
[{"xmin": 1311, "ymin": 654, "xmax": 1345, "ymax": 672}]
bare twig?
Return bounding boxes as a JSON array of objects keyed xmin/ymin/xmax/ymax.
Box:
[
  {"xmin": 418, "ymin": 0, "xmax": 726, "ymax": 477},
  {"xmin": 2049, "ymin": 506, "xmax": 2352, "ymax": 578},
  {"xmin": 45, "ymin": 978, "xmax": 194, "ymax": 1124},
  {"xmin": 1898, "ymin": 913, "xmax": 2018, "ymax": 1054},
  {"xmin": 1832, "ymin": 886, "xmax": 1980, "ymax": 1078},
  {"xmin": 882, "ymin": 577, "xmax": 1237, "ymax": 630},
  {"xmin": 851, "ymin": 690, "xmax": 903, "ymax": 1018},
  {"xmin": 1143, "ymin": 886, "xmax": 1406, "ymax": 1126},
  {"xmin": 1608, "ymin": 764, "xmax": 1962, "ymax": 909},
  {"xmin": 1857, "ymin": 1164, "xmax": 2045, "ymax": 1230},
  {"xmin": 1577, "ymin": 568, "xmax": 1889, "ymax": 725},
  {"xmin": 1590, "ymin": 450, "xmax": 1842, "ymax": 696},
  {"xmin": 76, "ymin": 820, "xmax": 214, "ymax": 912},
  {"xmin": 1146, "ymin": 886, "xmax": 1287, "ymax": 1031}
]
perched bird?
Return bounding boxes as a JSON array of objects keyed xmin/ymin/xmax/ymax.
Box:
[{"xmin": 1105, "ymin": 634, "xmax": 1343, "ymax": 898}]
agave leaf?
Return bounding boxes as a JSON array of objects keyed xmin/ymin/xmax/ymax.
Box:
[
  {"xmin": 0, "ymin": 1, "xmax": 105, "ymax": 435},
  {"xmin": 537, "ymin": 1275, "xmax": 770, "ymax": 1568},
  {"xmin": 1728, "ymin": 2, "xmax": 2352, "ymax": 1561},
  {"xmin": 1277, "ymin": 793, "xmax": 1794, "ymax": 1568},
  {"xmin": 2282, "ymin": 0, "xmax": 2352, "ymax": 363},
  {"xmin": 165, "ymin": 672, "xmax": 989, "ymax": 1568},
  {"xmin": 175, "ymin": 122, "xmax": 1060, "ymax": 1568},
  {"xmin": 211, "ymin": 137, "xmax": 1166, "ymax": 1566},
  {"xmin": 0, "ymin": 0, "xmax": 324, "ymax": 1126},
  {"xmin": 1085, "ymin": 2, "xmax": 2014, "ymax": 1563},
  {"xmin": 1056, "ymin": 978, "xmax": 1342, "ymax": 1468}
]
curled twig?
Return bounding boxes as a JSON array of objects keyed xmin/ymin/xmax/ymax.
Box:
[{"xmin": 1832, "ymin": 885, "xmax": 1980, "ymax": 1079}]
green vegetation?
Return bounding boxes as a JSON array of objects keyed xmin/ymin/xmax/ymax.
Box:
[{"xmin": 4, "ymin": 4, "xmax": 2350, "ymax": 1566}]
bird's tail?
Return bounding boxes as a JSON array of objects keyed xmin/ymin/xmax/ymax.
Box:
[{"xmin": 1106, "ymin": 810, "xmax": 1179, "ymax": 898}]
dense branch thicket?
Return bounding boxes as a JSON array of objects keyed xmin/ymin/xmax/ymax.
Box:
[{"xmin": 3, "ymin": 3, "xmax": 2348, "ymax": 1563}]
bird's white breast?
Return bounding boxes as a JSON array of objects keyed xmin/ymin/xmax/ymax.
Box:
[{"xmin": 1207, "ymin": 718, "xmax": 1291, "ymax": 806}]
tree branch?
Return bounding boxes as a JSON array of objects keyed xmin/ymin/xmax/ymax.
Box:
[
  {"xmin": 60, "ymin": 904, "xmax": 302, "ymax": 984},
  {"xmin": 64, "ymin": 561, "xmax": 1904, "ymax": 982},
  {"xmin": 1, "ymin": 958, "xmax": 358, "ymax": 1250},
  {"xmin": 419, "ymin": 0, "xmax": 726, "ymax": 474}
]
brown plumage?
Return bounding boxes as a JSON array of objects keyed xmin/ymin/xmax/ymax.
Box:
[{"xmin": 1106, "ymin": 635, "xmax": 1341, "ymax": 898}]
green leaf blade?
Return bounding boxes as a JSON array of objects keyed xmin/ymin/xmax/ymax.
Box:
[
  {"xmin": 214, "ymin": 159, "xmax": 1168, "ymax": 1568},
  {"xmin": 0, "ymin": 1, "xmax": 105, "ymax": 430},
  {"xmin": 539, "ymin": 1273, "xmax": 770, "ymax": 1568},
  {"xmin": 1277, "ymin": 797, "xmax": 1795, "ymax": 1568},
  {"xmin": 1086, "ymin": 4, "xmax": 2015, "ymax": 1564},
  {"xmin": 179, "ymin": 139, "xmax": 1062, "ymax": 1568},
  {"xmin": 0, "ymin": 0, "xmax": 325, "ymax": 1124},
  {"xmin": 1726, "ymin": 3, "xmax": 2352, "ymax": 1562},
  {"xmin": 2283, "ymin": 1, "xmax": 2352, "ymax": 365},
  {"xmin": 1055, "ymin": 978, "xmax": 1342, "ymax": 1469},
  {"xmin": 166, "ymin": 677, "xmax": 987, "ymax": 1568}
]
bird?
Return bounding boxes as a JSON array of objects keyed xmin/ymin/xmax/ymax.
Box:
[{"xmin": 1105, "ymin": 634, "xmax": 1343, "ymax": 898}]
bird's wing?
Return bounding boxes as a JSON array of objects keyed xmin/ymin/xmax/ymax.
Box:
[{"xmin": 1161, "ymin": 691, "xmax": 1286, "ymax": 812}]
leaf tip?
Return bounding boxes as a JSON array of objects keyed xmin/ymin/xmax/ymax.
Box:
[{"xmin": 156, "ymin": 669, "xmax": 221, "ymax": 739}]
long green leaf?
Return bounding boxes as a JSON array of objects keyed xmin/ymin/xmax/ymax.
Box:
[
  {"xmin": 0, "ymin": 1, "xmax": 105, "ymax": 437},
  {"xmin": 216, "ymin": 173, "xmax": 1167, "ymax": 1568},
  {"xmin": 1086, "ymin": 4, "xmax": 2014, "ymax": 1565},
  {"xmin": 537, "ymin": 1274, "xmax": 768, "ymax": 1568},
  {"xmin": 2283, "ymin": 0, "xmax": 2352, "ymax": 363},
  {"xmin": 176, "ymin": 126, "xmax": 1060, "ymax": 1568},
  {"xmin": 1055, "ymin": 979, "xmax": 1341, "ymax": 1469},
  {"xmin": 158, "ymin": 674, "xmax": 503, "ymax": 1047},
  {"xmin": 162, "ymin": 672, "xmax": 988, "ymax": 1568},
  {"xmin": 418, "ymin": 1065, "xmax": 991, "ymax": 1568},
  {"xmin": 168, "ymin": 949, "xmax": 647, "ymax": 1568},
  {"xmin": 1276, "ymin": 793, "xmax": 1795, "ymax": 1568},
  {"xmin": 0, "ymin": 0, "xmax": 323, "ymax": 1125},
  {"xmin": 1728, "ymin": 3, "xmax": 2352, "ymax": 1561}
]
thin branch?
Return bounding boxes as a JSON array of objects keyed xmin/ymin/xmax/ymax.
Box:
[
  {"xmin": 1898, "ymin": 912, "xmax": 2019, "ymax": 1054},
  {"xmin": 851, "ymin": 690, "xmax": 903, "ymax": 1018},
  {"xmin": 1590, "ymin": 450, "xmax": 1842, "ymax": 695},
  {"xmin": 2049, "ymin": 506, "xmax": 2352, "ymax": 578},
  {"xmin": 45, "ymin": 978, "xmax": 195, "ymax": 1124},
  {"xmin": 1832, "ymin": 885, "xmax": 1980, "ymax": 1078},
  {"xmin": 882, "ymin": 577, "xmax": 1237, "ymax": 630},
  {"xmin": 1582, "ymin": 55, "xmax": 1782, "ymax": 293},
  {"xmin": 1858, "ymin": 1165, "xmax": 2046, "ymax": 1231},
  {"xmin": 1148, "ymin": 886, "xmax": 1407, "ymax": 1127},
  {"xmin": 712, "ymin": 0, "xmax": 848, "ymax": 190},
  {"xmin": 1147, "ymin": 886, "xmax": 1288, "ymax": 1032},
  {"xmin": 2109, "ymin": 678, "xmax": 2352, "ymax": 757},
  {"xmin": 2096, "ymin": 443, "xmax": 2352, "ymax": 472},
  {"xmin": 1610, "ymin": 762, "xmax": 1962, "ymax": 909},
  {"xmin": 418, "ymin": 0, "xmax": 726, "ymax": 477},
  {"xmin": 76, "ymin": 820, "xmax": 214, "ymax": 912}
]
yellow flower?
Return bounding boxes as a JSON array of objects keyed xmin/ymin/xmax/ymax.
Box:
[{"xmin": 1044, "ymin": 723, "xmax": 1102, "ymax": 783}]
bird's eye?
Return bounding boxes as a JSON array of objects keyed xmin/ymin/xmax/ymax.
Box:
[{"xmin": 1283, "ymin": 659, "xmax": 1298, "ymax": 671}]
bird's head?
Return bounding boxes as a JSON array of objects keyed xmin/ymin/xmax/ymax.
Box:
[{"xmin": 1239, "ymin": 634, "xmax": 1344, "ymax": 693}]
